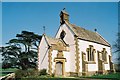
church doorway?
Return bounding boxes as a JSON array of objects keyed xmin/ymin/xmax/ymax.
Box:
[
  {"xmin": 98, "ymin": 52, "xmax": 103, "ymax": 74},
  {"xmin": 56, "ymin": 61, "xmax": 63, "ymax": 76},
  {"xmin": 98, "ymin": 60, "xmax": 103, "ymax": 73}
]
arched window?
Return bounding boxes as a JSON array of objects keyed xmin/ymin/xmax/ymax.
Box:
[
  {"xmin": 60, "ymin": 30, "xmax": 66, "ymax": 40},
  {"xmin": 102, "ymin": 48, "xmax": 107, "ymax": 62},
  {"xmin": 86, "ymin": 45, "xmax": 95, "ymax": 61}
]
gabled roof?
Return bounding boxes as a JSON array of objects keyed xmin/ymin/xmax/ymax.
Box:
[
  {"xmin": 43, "ymin": 34, "xmax": 68, "ymax": 50},
  {"xmin": 65, "ymin": 21, "xmax": 111, "ymax": 47}
]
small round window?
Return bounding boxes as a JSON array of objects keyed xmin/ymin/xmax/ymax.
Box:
[{"xmin": 60, "ymin": 30, "xmax": 66, "ymax": 40}]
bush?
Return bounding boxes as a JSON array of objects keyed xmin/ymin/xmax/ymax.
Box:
[
  {"xmin": 26, "ymin": 69, "xmax": 39, "ymax": 76},
  {"xmin": 39, "ymin": 69, "xmax": 47, "ymax": 76},
  {"xmin": 15, "ymin": 70, "xmax": 26, "ymax": 78},
  {"xmin": 15, "ymin": 69, "xmax": 48, "ymax": 79},
  {"xmin": 51, "ymin": 73, "xmax": 55, "ymax": 77},
  {"xmin": 15, "ymin": 69, "xmax": 39, "ymax": 78}
]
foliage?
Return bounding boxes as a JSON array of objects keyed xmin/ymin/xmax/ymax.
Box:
[
  {"xmin": 18, "ymin": 72, "xmax": 120, "ymax": 80},
  {"xmin": 0, "ymin": 31, "xmax": 42, "ymax": 70},
  {"xmin": 113, "ymin": 32, "xmax": 120, "ymax": 64},
  {"xmin": 114, "ymin": 64, "xmax": 120, "ymax": 72},
  {"xmin": 39, "ymin": 69, "xmax": 47, "ymax": 76},
  {"xmin": 15, "ymin": 69, "xmax": 39, "ymax": 78},
  {"xmin": 20, "ymin": 77, "xmax": 80, "ymax": 80},
  {"xmin": 51, "ymin": 73, "xmax": 55, "ymax": 77},
  {"xmin": 15, "ymin": 71, "xmax": 120, "ymax": 80},
  {"xmin": 15, "ymin": 69, "xmax": 47, "ymax": 79},
  {"xmin": 113, "ymin": 33, "xmax": 120, "ymax": 53}
]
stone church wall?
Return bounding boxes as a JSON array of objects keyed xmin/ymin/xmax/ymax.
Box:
[
  {"xmin": 38, "ymin": 36, "xmax": 49, "ymax": 71},
  {"xmin": 78, "ymin": 39, "xmax": 111, "ymax": 72},
  {"xmin": 55, "ymin": 24, "xmax": 76, "ymax": 72}
]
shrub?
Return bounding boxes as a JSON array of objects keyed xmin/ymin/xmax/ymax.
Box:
[
  {"xmin": 26, "ymin": 69, "xmax": 39, "ymax": 76},
  {"xmin": 51, "ymin": 73, "xmax": 55, "ymax": 77},
  {"xmin": 15, "ymin": 70, "xmax": 27, "ymax": 78},
  {"xmin": 15, "ymin": 69, "xmax": 39, "ymax": 78},
  {"xmin": 39, "ymin": 69, "xmax": 47, "ymax": 76},
  {"xmin": 15, "ymin": 69, "xmax": 48, "ymax": 79}
]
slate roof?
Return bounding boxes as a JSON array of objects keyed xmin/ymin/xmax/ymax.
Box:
[
  {"xmin": 44, "ymin": 34, "xmax": 67, "ymax": 47},
  {"xmin": 65, "ymin": 21, "xmax": 111, "ymax": 47}
]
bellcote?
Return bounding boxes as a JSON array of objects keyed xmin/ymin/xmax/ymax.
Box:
[{"xmin": 60, "ymin": 8, "xmax": 69, "ymax": 25}]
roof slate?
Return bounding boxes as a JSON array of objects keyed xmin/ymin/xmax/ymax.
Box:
[
  {"xmin": 65, "ymin": 21, "xmax": 110, "ymax": 47},
  {"xmin": 44, "ymin": 34, "xmax": 67, "ymax": 47}
]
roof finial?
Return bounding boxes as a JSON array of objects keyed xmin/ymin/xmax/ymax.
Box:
[{"xmin": 94, "ymin": 28, "xmax": 97, "ymax": 32}]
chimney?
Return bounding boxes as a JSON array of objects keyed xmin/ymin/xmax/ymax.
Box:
[{"xmin": 60, "ymin": 8, "xmax": 69, "ymax": 25}]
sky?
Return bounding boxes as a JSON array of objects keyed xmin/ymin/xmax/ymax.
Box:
[
  {"xmin": 2, "ymin": 2, "xmax": 118, "ymax": 63},
  {"xmin": 0, "ymin": 2, "xmax": 1, "ymax": 46},
  {"xmin": 2, "ymin": 0, "xmax": 120, "ymax": 2}
]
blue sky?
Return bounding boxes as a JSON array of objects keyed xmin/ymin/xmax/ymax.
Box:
[
  {"xmin": 2, "ymin": 2, "xmax": 118, "ymax": 63},
  {"xmin": 0, "ymin": 2, "xmax": 2, "ymax": 63},
  {"xmin": 2, "ymin": 0, "xmax": 120, "ymax": 2}
]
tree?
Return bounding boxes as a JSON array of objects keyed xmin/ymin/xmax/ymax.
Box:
[
  {"xmin": 113, "ymin": 33, "xmax": 120, "ymax": 63},
  {"xmin": 1, "ymin": 31, "xmax": 42, "ymax": 70}
]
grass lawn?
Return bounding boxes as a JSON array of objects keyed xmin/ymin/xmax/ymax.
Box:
[
  {"xmin": 21, "ymin": 77, "xmax": 80, "ymax": 80},
  {"xmin": 19, "ymin": 72, "xmax": 120, "ymax": 80},
  {"xmin": 0, "ymin": 68, "xmax": 18, "ymax": 76},
  {"xmin": 1, "ymin": 72, "xmax": 120, "ymax": 80},
  {"xmin": 80, "ymin": 72, "xmax": 120, "ymax": 80},
  {"xmin": 1, "ymin": 68, "xmax": 120, "ymax": 80}
]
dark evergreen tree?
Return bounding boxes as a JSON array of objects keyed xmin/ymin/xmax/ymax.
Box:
[{"xmin": 0, "ymin": 31, "xmax": 42, "ymax": 70}]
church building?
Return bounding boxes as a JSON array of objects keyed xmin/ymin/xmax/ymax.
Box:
[{"xmin": 38, "ymin": 9, "xmax": 114, "ymax": 76}]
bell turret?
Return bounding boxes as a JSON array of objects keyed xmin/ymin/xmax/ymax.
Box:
[{"xmin": 60, "ymin": 8, "xmax": 69, "ymax": 25}]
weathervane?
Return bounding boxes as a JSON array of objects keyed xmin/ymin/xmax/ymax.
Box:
[{"xmin": 63, "ymin": 8, "xmax": 66, "ymax": 10}]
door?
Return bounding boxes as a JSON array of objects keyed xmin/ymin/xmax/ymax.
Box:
[
  {"xmin": 82, "ymin": 52, "xmax": 87, "ymax": 76},
  {"xmin": 82, "ymin": 53, "xmax": 86, "ymax": 72},
  {"xmin": 98, "ymin": 52, "xmax": 103, "ymax": 74},
  {"xmin": 56, "ymin": 62, "xmax": 63, "ymax": 76}
]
